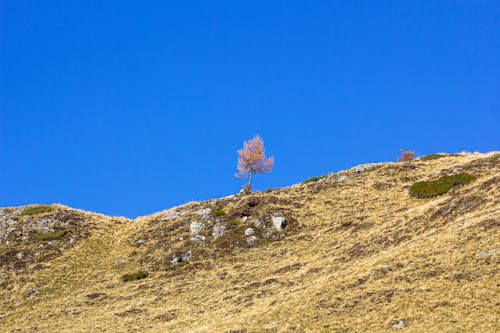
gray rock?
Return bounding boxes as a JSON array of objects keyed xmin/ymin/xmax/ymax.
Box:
[
  {"xmin": 441, "ymin": 202, "xmax": 457, "ymax": 216},
  {"xmin": 191, "ymin": 235, "xmax": 206, "ymax": 243},
  {"xmin": 448, "ymin": 167, "xmax": 463, "ymax": 176},
  {"xmin": 172, "ymin": 251, "xmax": 192, "ymax": 265},
  {"xmin": 16, "ymin": 252, "xmax": 24, "ymax": 260},
  {"xmin": 26, "ymin": 288, "xmax": 38, "ymax": 298},
  {"xmin": 246, "ymin": 236, "xmax": 257, "ymax": 244},
  {"xmin": 474, "ymin": 248, "xmax": 499, "ymax": 258},
  {"xmin": 252, "ymin": 219, "xmax": 264, "ymax": 228},
  {"xmin": 352, "ymin": 163, "xmax": 378, "ymax": 174},
  {"xmin": 212, "ymin": 220, "xmax": 226, "ymax": 238},
  {"xmin": 459, "ymin": 202, "xmax": 473, "ymax": 213},
  {"xmin": 338, "ymin": 175, "xmax": 349, "ymax": 181},
  {"xmin": 135, "ymin": 239, "xmax": 146, "ymax": 245},
  {"xmin": 266, "ymin": 322, "xmax": 277, "ymax": 329},
  {"xmin": 392, "ymin": 320, "xmax": 405, "ymax": 329},
  {"xmin": 193, "ymin": 207, "xmax": 212, "ymax": 219},
  {"xmin": 190, "ymin": 221, "xmax": 204, "ymax": 235},
  {"xmin": 161, "ymin": 211, "xmax": 179, "ymax": 221},
  {"xmin": 244, "ymin": 228, "xmax": 255, "ymax": 236},
  {"xmin": 180, "ymin": 251, "xmax": 192, "ymax": 262},
  {"xmin": 271, "ymin": 215, "xmax": 287, "ymax": 231}
]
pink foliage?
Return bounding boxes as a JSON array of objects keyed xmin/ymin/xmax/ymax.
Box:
[
  {"xmin": 398, "ymin": 149, "xmax": 416, "ymax": 162},
  {"xmin": 235, "ymin": 135, "xmax": 274, "ymax": 192}
]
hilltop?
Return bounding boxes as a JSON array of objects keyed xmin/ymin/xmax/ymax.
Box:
[{"xmin": 0, "ymin": 152, "xmax": 499, "ymax": 332}]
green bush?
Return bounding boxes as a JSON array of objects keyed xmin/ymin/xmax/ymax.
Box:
[
  {"xmin": 214, "ymin": 209, "xmax": 226, "ymax": 217},
  {"xmin": 409, "ymin": 173, "xmax": 475, "ymax": 198},
  {"xmin": 229, "ymin": 219, "xmax": 240, "ymax": 226},
  {"xmin": 21, "ymin": 205, "xmax": 55, "ymax": 217},
  {"xmin": 420, "ymin": 154, "xmax": 446, "ymax": 161},
  {"xmin": 303, "ymin": 175, "xmax": 327, "ymax": 184},
  {"xmin": 121, "ymin": 271, "xmax": 148, "ymax": 282},
  {"xmin": 37, "ymin": 230, "xmax": 67, "ymax": 241}
]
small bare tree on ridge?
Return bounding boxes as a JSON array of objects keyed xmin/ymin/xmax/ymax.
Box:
[{"xmin": 235, "ymin": 135, "xmax": 274, "ymax": 193}]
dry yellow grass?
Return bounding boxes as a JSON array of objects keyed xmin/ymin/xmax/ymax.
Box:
[{"xmin": 0, "ymin": 152, "xmax": 499, "ymax": 332}]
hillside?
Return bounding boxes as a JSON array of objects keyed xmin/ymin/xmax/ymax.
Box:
[{"xmin": 0, "ymin": 152, "xmax": 499, "ymax": 332}]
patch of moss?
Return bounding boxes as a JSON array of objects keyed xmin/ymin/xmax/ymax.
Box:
[
  {"xmin": 409, "ymin": 173, "xmax": 476, "ymax": 198},
  {"xmin": 303, "ymin": 175, "xmax": 327, "ymax": 184},
  {"xmin": 121, "ymin": 271, "xmax": 148, "ymax": 282},
  {"xmin": 21, "ymin": 205, "xmax": 55, "ymax": 217},
  {"xmin": 420, "ymin": 154, "xmax": 446, "ymax": 161},
  {"xmin": 37, "ymin": 230, "xmax": 67, "ymax": 241},
  {"xmin": 229, "ymin": 219, "xmax": 241, "ymax": 226},
  {"xmin": 214, "ymin": 209, "xmax": 226, "ymax": 217}
]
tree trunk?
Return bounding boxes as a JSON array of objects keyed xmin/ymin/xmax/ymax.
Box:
[{"xmin": 248, "ymin": 171, "xmax": 253, "ymax": 191}]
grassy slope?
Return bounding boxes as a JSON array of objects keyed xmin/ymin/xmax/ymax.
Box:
[{"xmin": 0, "ymin": 152, "xmax": 499, "ymax": 332}]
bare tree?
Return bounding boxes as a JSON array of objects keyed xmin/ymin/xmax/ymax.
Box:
[
  {"xmin": 398, "ymin": 149, "xmax": 415, "ymax": 162},
  {"xmin": 235, "ymin": 135, "xmax": 274, "ymax": 193}
]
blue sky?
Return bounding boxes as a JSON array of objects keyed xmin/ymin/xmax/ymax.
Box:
[{"xmin": 1, "ymin": 1, "xmax": 499, "ymax": 217}]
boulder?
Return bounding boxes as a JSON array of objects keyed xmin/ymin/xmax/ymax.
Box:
[
  {"xmin": 271, "ymin": 215, "xmax": 287, "ymax": 231},
  {"xmin": 448, "ymin": 167, "xmax": 463, "ymax": 176},
  {"xmin": 190, "ymin": 221, "xmax": 204, "ymax": 235},
  {"xmin": 252, "ymin": 219, "xmax": 264, "ymax": 228},
  {"xmin": 212, "ymin": 220, "xmax": 226, "ymax": 238},
  {"xmin": 135, "ymin": 239, "xmax": 146, "ymax": 246},
  {"xmin": 246, "ymin": 236, "xmax": 257, "ymax": 245},
  {"xmin": 193, "ymin": 208, "xmax": 212, "ymax": 220},
  {"xmin": 161, "ymin": 211, "xmax": 179, "ymax": 221},
  {"xmin": 244, "ymin": 228, "xmax": 255, "ymax": 236},
  {"xmin": 191, "ymin": 235, "xmax": 206, "ymax": 243},
  {"xmin": 392, "ymin": 320, "xmax": 405, "ymax": 329},
  {"xmin": 171, "ymin": 251, "xmax": 192, "ymax": 265},
  {"xmin": 352, "ymin": 163, "xmax": 378, "ymax": 174}
]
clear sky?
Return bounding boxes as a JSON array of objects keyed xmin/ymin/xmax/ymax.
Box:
[{"xmin": 1, "ymin": 1, "xmax": 499, "ymax": 218}]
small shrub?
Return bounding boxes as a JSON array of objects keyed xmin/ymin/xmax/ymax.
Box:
[
  {"xmin": 214, "ymin": 209, "xmax": 226, "ymax": 217},
  {"xmin": 420, "ymin": 154, "xmax": 446, "ymax": 161},
  {"xmin": 21, "ymin": 205, "xmax": 55, "ymax": 217},
  {"xmin": 398, "ymin": 150, "xmax": 415, "ymax": 162},
  {"xmin": 37, "ymin": 230, "xmax": 67, "ymax": 241},
  {"xmin": 229, "ymin": 219, "xmax": 240, "ymax": 226},
  {"xmin": 303, "ymin": 175, "xmax": 327, "ymax": 184},
  {"xmin": 121, "ymin": 271, "xmax": 148, "ymax": 282},
  {"xmin": 409, "ymin": 173, "xmax": 475, "ymax": 198}
]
